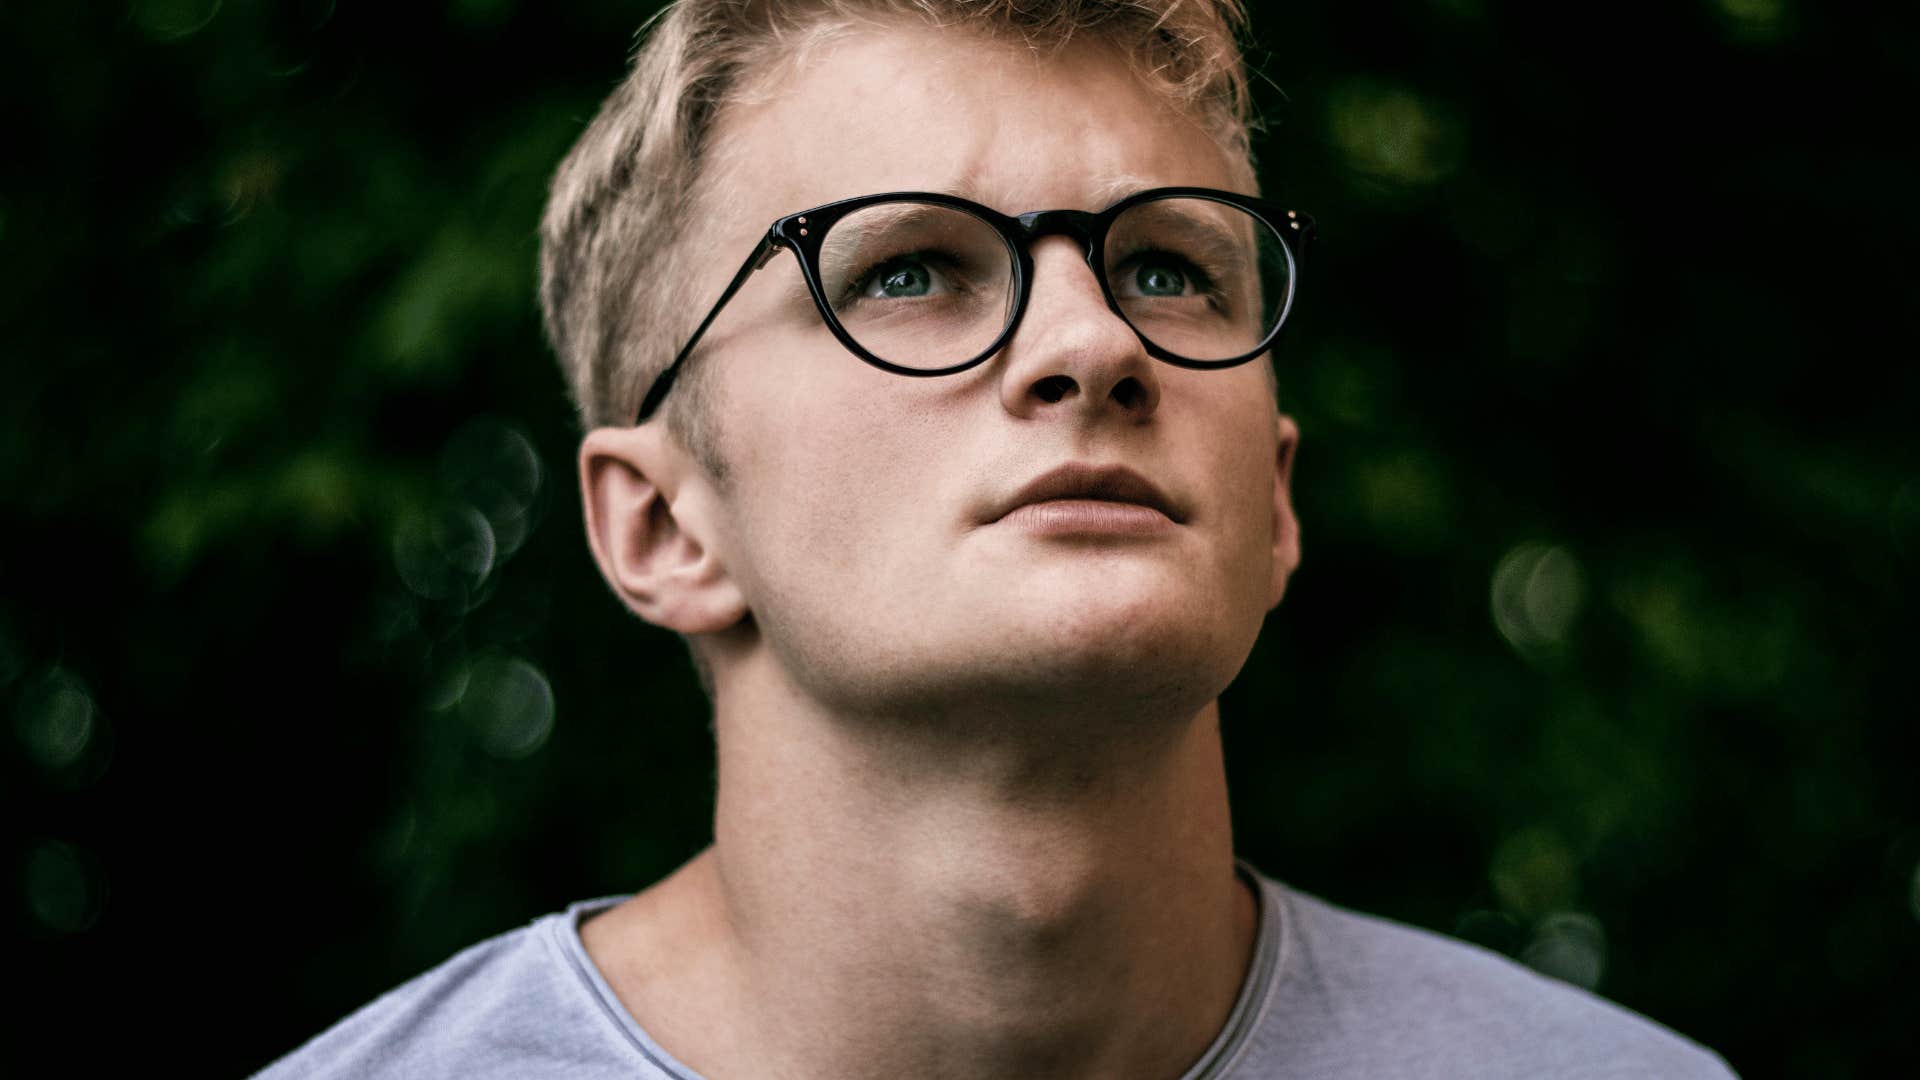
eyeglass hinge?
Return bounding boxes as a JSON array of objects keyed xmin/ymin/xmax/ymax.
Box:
[{"xmin": 749, "ymin": 232, "xmax": 783, "ymax": 271}]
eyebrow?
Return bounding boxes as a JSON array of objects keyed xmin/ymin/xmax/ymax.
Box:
[
  {"xmin": 1109, "ymin": 201, "xmax": 1253, "ymax": 278},
  {"xmin": 1086, "ymin": 174, "xmax": 1163, "ymax": 210},
  {"xmin": 812, "ymin": 202, "xmax": 968, "ymax": 286},
  {"xmin": 823, "ymin": 201, "xmax": 952, "ymax": 249}
]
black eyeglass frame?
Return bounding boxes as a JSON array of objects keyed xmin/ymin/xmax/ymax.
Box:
[{"xmin": 634, "ymin": 186, "xmax": 1316, "ymax": 424}]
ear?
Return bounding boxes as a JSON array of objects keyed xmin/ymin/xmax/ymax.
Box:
[
  {"xmin": 579, "ymin": 425, "xmax": 747, "ymax": 635},
  {"xmin": 1268, "ymin": 413, "xmax": 1302, "ymax": 610}
]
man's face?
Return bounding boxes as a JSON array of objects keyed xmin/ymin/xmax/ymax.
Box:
[{"xmin": 680, "ymin": 22, "xmax": 1299, "ymax": 718}]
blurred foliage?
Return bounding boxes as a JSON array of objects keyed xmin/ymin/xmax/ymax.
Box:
[{"xmin": 4, "ymin": 1, "xmax": 1917, "ymax": 1076}]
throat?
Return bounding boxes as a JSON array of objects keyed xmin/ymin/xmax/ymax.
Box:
[{"xmin": 667, "ymin": 697, "xmax": 1254, "ymax": 1078}]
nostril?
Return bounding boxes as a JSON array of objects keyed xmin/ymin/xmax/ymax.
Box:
[
  {"xmin": 1031, "ymin": 374, "xmax": 1076, "ymax": 404},
  {"xmin": 1110, "ymin": 376, "xmax": 1147, "ymax": 411}
]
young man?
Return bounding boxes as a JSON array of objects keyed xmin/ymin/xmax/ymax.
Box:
[{"xmin": 263, "ymin": 1, "xmax": 1735, "ymax": 1076}]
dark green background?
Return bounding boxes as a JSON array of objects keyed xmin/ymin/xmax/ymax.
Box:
[{"xmin": 6, "ymin": 1, "xmax": 1916, "ymax": 1075}]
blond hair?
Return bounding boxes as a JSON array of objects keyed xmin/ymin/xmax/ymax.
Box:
[{"xmin": 538, "ymin": 0, "xmax": 1255, "ymax": 447}]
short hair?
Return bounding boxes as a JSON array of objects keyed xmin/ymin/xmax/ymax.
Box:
[{"xmin": 538, "ymin": 0, "xmax": 1257, "ymax": 460}]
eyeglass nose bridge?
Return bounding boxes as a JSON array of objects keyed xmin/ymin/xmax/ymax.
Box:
[{"xmin": 1012, "ymin": 209, "xmax": 1105, "ymax": 265}]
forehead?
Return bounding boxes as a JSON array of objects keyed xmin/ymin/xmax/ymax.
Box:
[{"xmin": 700, "ymin": 20, "xmax": 1243, "ymax": 235}]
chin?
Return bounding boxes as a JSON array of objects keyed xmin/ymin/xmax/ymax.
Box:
[
  {"xmin": 956, "ymin": 571, "xmax": 1262, "ymax": 715},
  {"xmin": 766, "ymin": 558, "xmax": 1267, "ymax": 722}
]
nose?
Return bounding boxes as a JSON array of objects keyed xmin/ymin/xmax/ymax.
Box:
[{"xmin": 996, "ymin": 237, "xmax": 1161, "ymax": 424}]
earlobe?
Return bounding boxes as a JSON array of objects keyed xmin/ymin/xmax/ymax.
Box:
[
  {"xmin": 1268, "ymin": 413, "xmax": 1302, "ymax": 610},
  {"xmin": 579, "ymin": 426, "xmax": 747, "ymax": 635}
]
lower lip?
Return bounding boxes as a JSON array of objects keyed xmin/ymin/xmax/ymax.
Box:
[{"xmin": 998, "ymin": 499, "xmax": 1176, "ymax": 537}]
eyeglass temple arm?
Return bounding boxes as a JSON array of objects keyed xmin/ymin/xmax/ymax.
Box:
[{"xmin": 634, "ymin": 231, "xmax": 782, "ymax": 424}]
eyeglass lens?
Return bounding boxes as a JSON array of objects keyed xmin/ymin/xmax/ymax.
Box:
[{"xmin": 812, "ymin": 197, "xmax": 1292, "ymax": 370}]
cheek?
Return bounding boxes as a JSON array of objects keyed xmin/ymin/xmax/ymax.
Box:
[
  {"xmin": 726, "ymin": 386, "xmax": 956, "ymax": 605},
  {"xmin": 1194, "ymin": 393, "xmax": 1281, "ymax": 577}
]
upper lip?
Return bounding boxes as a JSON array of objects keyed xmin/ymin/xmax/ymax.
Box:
[{"xmin": 989, "ymin": 463, "xmax": 1185, "ymax": 524}]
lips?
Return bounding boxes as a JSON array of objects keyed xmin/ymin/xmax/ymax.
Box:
[{"xmin": 990, "ymin": 463, "xmax": 1185, "ymax": 524}]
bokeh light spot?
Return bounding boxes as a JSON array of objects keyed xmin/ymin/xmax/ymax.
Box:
[
  {"xmin": 442, "ymin": 418, "xmax": 544, "ymax": 563},
  {"xmin": 1522, "ymin": 912, "xmax": 1607, "ymax": 990},
  {"xmin": 1491, "ymin": 543, "xmax": 1587, "ymax": 655},
  {"xmin": 1454, "ymin": 908, "xmax": 1524, "ymax": 955},
  {"xmin": 1710, "ymin": 0, "xmax": 1795, "ymax": 43},
  {"xmin": 1328, "ymin": 83, "xmax": 1465, "ymax": 188},
  {"xmin": 392, "ymin": 503, "xmax": 496, "ymax": 603},
  {"xmin": 458, "ymin": 655, "xmax": 554, "ymax": 760},
  {"xmin": 1310, "ymin": 346, "xmax": 1391, "ymax": 430},
  {"xmin": 130, "ymin": 0, "xmax": 222, "ymax": 41},
  {"xmin": 278, "ymin": 450, "xmax": 357, "ymax": 536},
  {"xmin": 15, "ymin": 670, "xmax": 98, "ymax": 772},
  {"xmin": 425, "ymin": 660, "xmax": 472, "ymax": 712},
  {"xmin": 1356, "ymin": 452, "xmax": 1455, "ymax": 548},
  {"xmin": 1490, "ymin": 825, "xmax": 1578, "ymax": 917},
  {"xmin": 24, "ymin": 839, "xmax": 106, "ymax": 934}
]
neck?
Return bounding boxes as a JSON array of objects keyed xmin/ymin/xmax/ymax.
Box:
[{"xmin": 619, "ymin": 650, "xmax": 1257, "ymax": 1080}]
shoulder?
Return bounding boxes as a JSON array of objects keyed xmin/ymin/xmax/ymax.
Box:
[
  {"xmin": 254, "ymin": 899, "xmax": 656, "ymax": 1080},
  {"xmin": 1240, "ymin": 879, "xmax": 1737, "ymax": 1079}
]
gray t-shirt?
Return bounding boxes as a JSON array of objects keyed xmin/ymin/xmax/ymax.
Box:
[{"xmin": 258, "ymin": 862, "xmax": 1736, "ymax": 1078}]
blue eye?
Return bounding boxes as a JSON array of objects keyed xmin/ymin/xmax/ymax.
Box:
[
  {"xmin": 1133, "ymin": 261, "xmax": 1189, "ymax": 297},
  {"xmin": 869, "ymin": 258, "xmax": 932, "ymax": 298}
]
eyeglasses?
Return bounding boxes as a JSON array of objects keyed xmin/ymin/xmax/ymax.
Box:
[{"xmin": 634, "ymin": 186, "xmax": 1315, "ymax": 424}]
